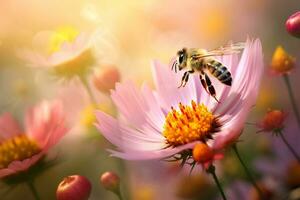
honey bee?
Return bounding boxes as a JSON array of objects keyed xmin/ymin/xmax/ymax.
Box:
[{"xmin": 172, "ymin": 42, "xmax": 245, "ymax": 102}]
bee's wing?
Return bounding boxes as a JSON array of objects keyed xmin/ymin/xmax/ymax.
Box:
[{"xmin": 192, "ymin": 42, "xmax": 245, "ymax": 59}]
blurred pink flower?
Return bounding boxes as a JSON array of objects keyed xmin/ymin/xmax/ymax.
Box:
[
  {"xmin": 95, "ymin": 38, "xmax": 263, "ymax": 161},
  {"xmin": 0, "ymin": 100, "xmax": 68, "ymax": 178}
]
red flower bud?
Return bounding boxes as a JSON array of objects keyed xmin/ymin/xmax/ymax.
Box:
[
  {"xmin": 258, "ymin": 109, "xmax": 286, "ymax": 132},
  {"xmin": 56, "ymin": 175, "xmax": 91, "ymax": 200},
  {"xmin": 93, "ymin": 65, "xmax": 120, "ymax": 94},
  {"xmin": 286, "ymin": 11, "xmax": 300, "ymax": 38},
  {"xmin": 100, "ymin": 171, "xmax": 120, "ymax": 193}
]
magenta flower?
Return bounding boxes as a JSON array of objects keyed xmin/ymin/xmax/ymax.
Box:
[
  {"xmin": 0, "ymin": 100, "xmax": 68, "ymax": 178},
  {"xmin": 95, "ymin": 39, "xmax": 263, "ymax": 161}
]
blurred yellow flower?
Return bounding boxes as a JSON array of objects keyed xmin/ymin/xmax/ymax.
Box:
[
  {"xmin": 271, "ymin": 46, "xmax": 295, "ymax": 75},
  {"xmin": 256, "ymin": 85, "xmax": 277, "ymax": 110},
  {"xmin": 80, "ymin": 102, "xmax": 115, "ymax": 128},
  {"xmin": 133, "ymin": 185, "xmax": 155, "ymax": 200}
]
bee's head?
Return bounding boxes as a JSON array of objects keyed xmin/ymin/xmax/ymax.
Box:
[
  {"xmin": 177, "ymin": 48, "xmax": 187, "ymax": 70},
  {"xmin": 172, "ymin": 48, "xmax": 187, "ymax": 73}
]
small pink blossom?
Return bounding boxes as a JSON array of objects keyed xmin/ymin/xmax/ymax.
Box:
[{"xmin": 0, "ymin": 100, "xmax": 68, "ymax": 178}]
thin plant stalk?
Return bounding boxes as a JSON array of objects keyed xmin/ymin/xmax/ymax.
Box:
[
  {"xmin": 116, "ymin": 192, "xmax": 124, "ymax": 200},
  {"xmin": 232, "ymin": 144, "xmax": 265, "ymax": 199},
  {"xmin": 277, "ymin": 130, "xmax": 300, "ymax": 162},
  {"xmin": 27, "ymin": 181, "xmax": 41, "ymax": 200},
  {"xmin": 283, "ymin": 75, "xmax": 300, "ymax": 129},
  {"xmin": 206, "ymin": 165, "xmax": 227, "ymax": 200},
  {"xmin": 79, "ymin": 75, "xmax": 97, "ymax": 104}
]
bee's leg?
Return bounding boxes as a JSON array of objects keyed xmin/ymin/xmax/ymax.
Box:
[
  {"xmin": 199, "ymin": 75, "xmax": 209, "ymax": 94},
  {"xmin": 204, "ymin": 73, "xmax": 220, "ymax": 103},
  {"xmin": 178, "ymin": 71, "xmax": 188, "ymax": 88},
  {"xmin": 182, "ymin": 72, "xmax": 189, "ymax": 87}
]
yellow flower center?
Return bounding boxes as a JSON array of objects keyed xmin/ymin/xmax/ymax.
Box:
[
  {"xmin": 48, "ymin": 26, "xmax": 79, "ymax": 53},
  {"xmin": 163, "ymin": 101, "xmax": 219, "ymax": 146},
  {"xmin": 0, "ymin": 135, "xmax": 41, "ymax": 169}
]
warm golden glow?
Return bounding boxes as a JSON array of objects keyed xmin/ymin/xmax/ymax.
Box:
[
  {"xmin": 163, "ymin": 101, "xmax": 217, "ymax": 146},
  {"xmin": 0, "ymin": 135, "xmax": 41, "ymax": 169}
]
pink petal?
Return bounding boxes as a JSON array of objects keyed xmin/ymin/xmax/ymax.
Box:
[
  {"xmin": 0, "ymin": 152, "xmax": 45, "ymax": 178},
  {"xmin": 111, "ymin": 81, "xmax": 164, "ymax": 133},
  {"xmin": 0, "ymin": 113, "xmax": 22, "ymax": 141},
  {"xmin": 7, "ymin": 152, "xmax": 44, "ymax": 172},
  {"xmin": 108, "ymin": 141, "xmax": 199, "ymax": 160},
  {"xmin": 0, "ymin": 168, "xmax": 15, "ymax": 178},
  {"xmin": 95, "ymin": 111, "xmax": 165, "ymax": 152},
  {"xmin": 151, "ymin": 60, "xmax": 197, "ymax": 111},
  {"xmin": 215, "ymin": 39, "xmax": 263, "ymax": 116},
  {"xmin": 25, "ymin": 100, "xmax": 68, "ymax": 150}
]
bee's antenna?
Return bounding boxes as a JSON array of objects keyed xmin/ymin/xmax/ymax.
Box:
[{"xmin": 172, "ymin": 61, "xmax": 177, "ymax": 73}]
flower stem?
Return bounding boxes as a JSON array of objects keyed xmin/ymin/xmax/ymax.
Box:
[
  {"xmin": 116, "ymin": 191, "xmax": 124, "ymax": 200},
  {"xmin": 206, "ymin": 165, "xmax": 227, "ymax": 200},
  {"xmin": 283, "ymin": 75, "xmax": 300, "ymax": 129},
  {"xmin": 27, "ymin": 181, "xmax": 40, "ymax": 200},
  {"xmin": 79, "ymin": 75, "xmax": 97, "ymax": 104},
  {"xmin": 277, "ymin": 130, "xmax": 300, "ymax": 163},
  {"xmin": 232, "ymin": 144, "xmax": 264, "ymax": 199}
]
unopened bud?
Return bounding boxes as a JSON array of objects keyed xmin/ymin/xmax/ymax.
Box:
[
  {"xmin": 56, "ymin": 175, "xmax": 91, "ymax": 200},
  {"xmin": 270, "ymin": 46, "xmax": 295, "ymax": 75},
  {"xmin": 193, "ymin": 143, "xmax": 214, "ymax": 164},
  {"xmin": 93, "ymin": 65, "xmax": 120, "ymax": 93},
  {"xmin": 286, "ymin": 11, "xmax": 300, "ymax": 38},
  {"xmin": 100, "ymin": 171, "xmax": 120, "ymax": 193},
  {"xmin": 258, "ymin": 109, "xmax": 286, "ymax": 132}
]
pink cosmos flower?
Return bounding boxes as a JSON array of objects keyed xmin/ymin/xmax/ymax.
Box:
[
  {"xmin": 0, "ymin": 100, "xmax": 68, "ymax": 178},
  {"xmin": 95, "ymin": 38, "xmax": 263, "ymax": 161}
]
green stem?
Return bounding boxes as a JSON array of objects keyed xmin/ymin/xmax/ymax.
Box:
[
  {"xmin": 116, "ymin": 191, "xmax": 124, "ymax": 200},
  {"xmin": 283, "ymin": 75, "xmax": 300, "ymax": 129},
  {"xmin": 79, "ymin": 75, "xmax": 97, "ymax": 104},
  {"xmin": 27, "ymin": 181, "xmax": 40, "ymax": 200},
  {"xmin": 232, "ymin": 144, "xmax": 265, "ymax": 199},
  {"xmin": 206, "ymin": 165, "xmax": 227, "ymax": 200},
  {"xmin": 278, "ymin": 130, "xmax": 300, "ymax": 162}
]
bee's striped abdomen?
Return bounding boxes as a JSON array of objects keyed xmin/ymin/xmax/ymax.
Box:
[{"xmin": 207, "ymin": 59, "xmax": 232, "ymax": 86}]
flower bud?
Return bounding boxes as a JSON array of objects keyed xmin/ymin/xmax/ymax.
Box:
[
  {"xmin": 93, "ymin": 65, "xmax": 120, "ymax": 93},
  {"xmin": 258, "ymin": 109, "xmax": 286, "ymax": 132},
  {"xmin": 100, "ymin": 171, "xmax": 120, "ymax": 193},
  {"xmin": 193, "ymin": 143, "xmax": 214, "ymax": 164},
  {"xmin": 286, "ymin": 11, "xmax": 300, "ymax": 38},
  {"xmin": 270, "ymin": 46, "xmax": 295, "ymax": 75},
  {"xmin": 56, "ymin": 175, "xmax": 92, "ymax": 200}
]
